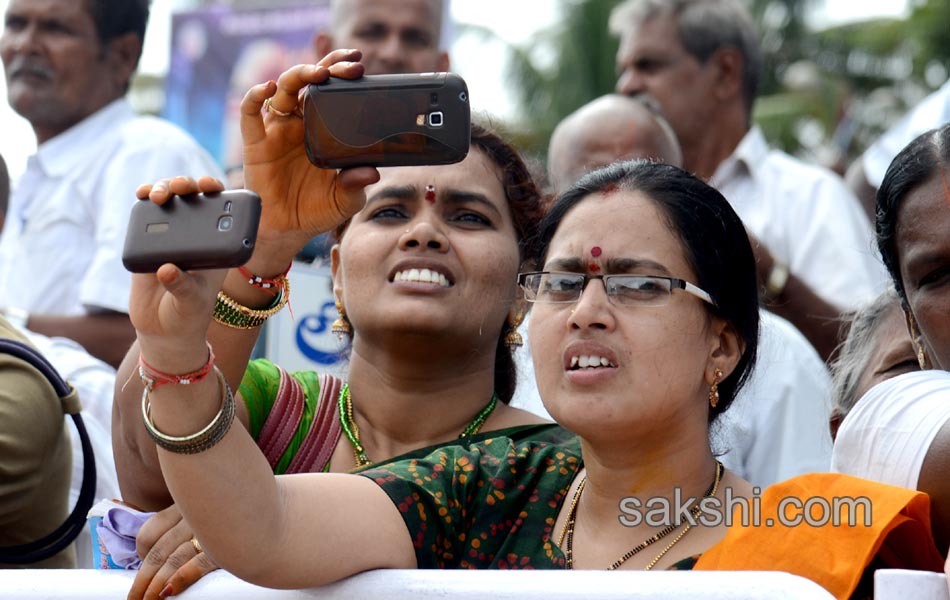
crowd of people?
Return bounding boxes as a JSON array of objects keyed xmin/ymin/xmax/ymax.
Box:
[{"xmin": 2, "ymin": 0, "xmax": 950, "ymax": 599}]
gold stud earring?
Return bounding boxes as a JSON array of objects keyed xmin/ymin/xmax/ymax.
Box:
[
  {"xmin": 331, "ymin": 300, "xmax": 352, "ymax": 338},
  {"xmin": 504, "ymin": 312, "xmax": 524, "ymax": 349},
  {"xmin": 709, "ymin": 367, "xmax": 723, "ymax": 409}
]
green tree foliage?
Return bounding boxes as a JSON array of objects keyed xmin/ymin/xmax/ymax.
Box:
[{"xmin": 502, "ymin": 0, "xmax": 948, "ymax": 166}]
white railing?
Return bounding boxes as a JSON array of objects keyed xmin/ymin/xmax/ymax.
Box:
[
  {"xmin": 0, "ymin": 569, "xmax": 837, "ymax": 599},
  {"xmin": 875, "ymin": 569, "xmax": 949, "ymax": 600}
]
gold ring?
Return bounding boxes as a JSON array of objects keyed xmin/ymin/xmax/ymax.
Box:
[
  {"xmin": 263, "ymin": 97, "xmax": 297, "ymax": 118},
  {"xmin": 191, "ymin": 537, "xmax": 202, "ymax": 554}
]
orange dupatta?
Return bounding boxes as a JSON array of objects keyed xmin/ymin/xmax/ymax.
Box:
[{"xmin": 694, "ymin": 473, "xmax": 943, "ymax": 599}]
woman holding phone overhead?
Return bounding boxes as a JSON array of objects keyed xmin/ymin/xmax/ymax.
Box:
[{"xmin": 113, "ymin": 50, "xmax": 553, "ymax": 599}]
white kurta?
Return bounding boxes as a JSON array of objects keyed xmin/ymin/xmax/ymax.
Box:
[
  {"xmin": 0, "ymin": 98, "xmax": 224, "ymax": 315},
  {"xmin": 711, "ymin": 126, "xmax": 887, "ymax": 310}
]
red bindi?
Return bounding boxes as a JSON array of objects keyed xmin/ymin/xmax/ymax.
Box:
[
  {"xmin": 588, "ymin": 263, "xmax": 601, "ymax": 273},
  {"xmin": 425, "ymin": 184, "xmax": 436, "ymax": 203},
  {"xmin": 591, "ymin": 246, "xmax": 602, "ymax": 257}
]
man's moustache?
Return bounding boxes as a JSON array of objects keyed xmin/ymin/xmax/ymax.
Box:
[{"xmin": 6, "ymin": 58, "xmax": 55, "ymax": 80}]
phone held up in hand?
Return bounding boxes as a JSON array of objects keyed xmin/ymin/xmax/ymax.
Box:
[
  {"xmin": 303, "ymin": 72, "xmax": 471, "ymax": 169},
  {"xmin": 122, "ymin": 190, "xmax": 262, "ymax": 273}
]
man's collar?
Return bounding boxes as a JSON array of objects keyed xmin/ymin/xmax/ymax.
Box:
[
  {"xmin": 35, "ymin": 98, "xmax": 135, "ymax": 177},
  {"xmin": 731, "ymin": 125, "xmax": 769, "ymax": 172},
  {"xmin": 710, "ymin": 125, "xmax": 768, "ymax": 187}
]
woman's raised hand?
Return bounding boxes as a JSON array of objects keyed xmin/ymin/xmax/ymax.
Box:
[
  {"xmin": 129, "ymin": 176, "xmax": 229, "ymax": 368},
  {"xmin": 240, "ymin": 49, "xmax": 380, "ymax": 255}
]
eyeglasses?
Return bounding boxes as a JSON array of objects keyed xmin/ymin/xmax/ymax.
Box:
[{"xmin": 518, "ymin": 271, "xmax": 717, "ymax": 308}]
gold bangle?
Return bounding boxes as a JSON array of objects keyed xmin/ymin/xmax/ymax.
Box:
[
  {"xmin": 212, "ymin": 277, "xmax": 290, "ymax": 329},
  {"xmin": 142, "ymin": 366, "xmax": 235, "ymax": 454}
]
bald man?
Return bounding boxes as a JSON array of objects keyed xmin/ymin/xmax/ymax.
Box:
[{"xmin": 548, "ymin": 94, "xmax": 682, "ymax": 192}]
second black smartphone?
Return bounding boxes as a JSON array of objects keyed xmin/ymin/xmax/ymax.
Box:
[
  {"xmin": 303, "ymin": 73, "xmax": 471, "ymax": 169},
  {"xmin": 122, "ymin": 190, "xmax": 261, "ymax": 273}
]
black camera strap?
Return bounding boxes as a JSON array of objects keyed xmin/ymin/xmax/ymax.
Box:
[{"xmin": 0, "ymin": 338, "xmax": 96, "ymax": 564}]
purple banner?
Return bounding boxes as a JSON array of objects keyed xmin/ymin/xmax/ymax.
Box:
[{"xmin": 164, "ymin": 2, "xmax": 330, "ymax": 170}]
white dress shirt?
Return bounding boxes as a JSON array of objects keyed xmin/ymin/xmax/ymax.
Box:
[
  {"xmin": 716, "ymin": 310, "xmax": 833, "ymax": 487},
  {"xmin": 0, "ymin": 98, "xmax": 224, "ymax": 315},
  {"xmin": 711, "ymin": 126, "xmax": 887, "ymax": 310}
]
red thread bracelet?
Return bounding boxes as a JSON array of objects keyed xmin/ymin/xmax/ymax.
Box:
[
  {"xmin": 138, "ymin": 343, "xmax": 215, "ymax": 391},
  {"xmin": 238, "ymin": 263, "xmax": 291, "ymax": 296}
]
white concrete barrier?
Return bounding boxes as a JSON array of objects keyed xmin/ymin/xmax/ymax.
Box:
[
  {"xmin": 0, "ymin": 569, "xmax": 838, "ymax": 599},
  {"xmin": 874, "ymin": 569, "xmax": 949, "ymax": 600}
]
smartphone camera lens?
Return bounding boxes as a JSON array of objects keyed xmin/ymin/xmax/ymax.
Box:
[
  {"xmin": 217, "ymin": 215, "xmax": 234, "ymax": 232},
  {"xmin": 429, "ymin": 92, "xmax": 439, "ymax": 106},
  {"xmin": 428, "ymin": 111, "xmax": 443, "ymax": 127},
  {"xmin": 458, "ymin": 91, "xmax": 467, "ymax": 102}
]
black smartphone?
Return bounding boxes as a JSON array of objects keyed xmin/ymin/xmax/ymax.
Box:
[
  {"xmin": 303, "ymin": 72, "xmax": 471, "ymax": 169},
  {"xmin": 122, "ymin": 190, "xmax": 262, "ymax": 273}
]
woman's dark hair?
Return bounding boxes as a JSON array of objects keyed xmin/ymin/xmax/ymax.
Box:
[
  {"xmin": 876, "ymin": 123, "xmax": 950, "ymax": 306},
  {"xmin": 334, "ymin": 123, "xmax": 544, "ymax": 404},
  {"xmin": 533, "ymin": 160, "xmax": 759, "ymax": 422}
]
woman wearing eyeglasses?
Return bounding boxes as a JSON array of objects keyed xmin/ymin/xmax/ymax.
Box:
[{"xmin": 131, "ymin": 157, "xmax": 940, "ymax": 597}]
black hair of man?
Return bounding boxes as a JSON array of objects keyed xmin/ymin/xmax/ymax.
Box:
[{"xmin": 85, "ymin": 0, "xmax": 150, "ymax": 66}]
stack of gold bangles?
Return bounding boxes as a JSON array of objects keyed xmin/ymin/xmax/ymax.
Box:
[{"xmin": 212, "ymin": 277, "xmax": 290, "ymax": 329}]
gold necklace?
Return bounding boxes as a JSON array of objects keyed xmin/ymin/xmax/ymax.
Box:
[
  {"xmin": 559, "ymin": 462, "xmax": 723, "ymax": 570},
  {"xmin": 338, "ymin": 384, "xmax": 498, "ymax": 469}
]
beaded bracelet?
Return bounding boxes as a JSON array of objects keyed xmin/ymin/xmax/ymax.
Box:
[
  {"xmin": 212, "ymin": 277, "xmax": 291, "ymax": 329},
  {"xmin": 142, "ymin": 366, "xmax": 235, "ymax": 454},
  {"xmin": 238, "ymin": 263, "xmax": 291, "ymax": 296},
  {"xmin": 138, "ymin": 342, "xmax": 215, "ymax": 391}
]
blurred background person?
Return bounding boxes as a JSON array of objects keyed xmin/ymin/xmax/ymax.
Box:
[
  {"xmin": 610, "ymin": 0, "xmax": 886, "ymax": 360},
  {"xmin": 0, "ymin": 0, "xmax": 223, "ymax": 369},
  {"xmin": 828, "ymin": 287, "xmax": 918, "ymax": 439},
  {"xmin": 845, "ymin": 78, "xmax": 950, "ymax": 222}
]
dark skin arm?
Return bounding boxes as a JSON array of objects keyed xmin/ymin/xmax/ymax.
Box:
[
  {"xmin": 25, "ymin": 311, "xmax": 135, "ymax": 369},
  {"xmin": 751, "ymin": 236, "xmax": 842, "ymax": 362},
  {"xmin": 845, "ymin": 160, "xmax": 878, "ymax": 225},
  {"xmin": 917, "ymin": 419, "xmax": 950, "ymax": 557}
]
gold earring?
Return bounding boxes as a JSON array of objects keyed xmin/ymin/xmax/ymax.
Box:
[
  {"xmin": 914, "ymin": 337, "xmax": 929, "ymax": 370},
  {"xmin": 907, "ymin": 312, "xmax": 930, "ymax": 370},
  {"xmin": 331, "ymin": 300, "xmax": 352, "ymax": 338},
  {"xmin": 709, "ymin": 367, "xmax": 723, "ymax": 409},
  {"xmin": 504, "ymin": 312, "xmax": 524, "ymax": 349}
]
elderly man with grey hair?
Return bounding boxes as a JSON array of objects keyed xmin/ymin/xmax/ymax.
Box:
[{"xmin": 610, "ymin": 0, "xmax": 886, "ymax": 361}]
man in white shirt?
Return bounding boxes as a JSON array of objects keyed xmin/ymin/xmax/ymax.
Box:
[
  {"xmin": 0, "ymin": 0, "xmax": 223, "ymax": 367},
  {"xmin": 610, "ymin": 0, "xmax": 886, "ymax": 360}
]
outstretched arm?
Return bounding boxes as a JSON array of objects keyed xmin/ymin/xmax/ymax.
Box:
[{"xmin": 112, "ymin": 51, "xmax": 379, "ymax": 510}]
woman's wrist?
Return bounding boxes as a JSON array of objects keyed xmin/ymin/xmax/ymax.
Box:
[{"xmin": 137, "ymin": 335, "xmax": 211, "ymax": 376}]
